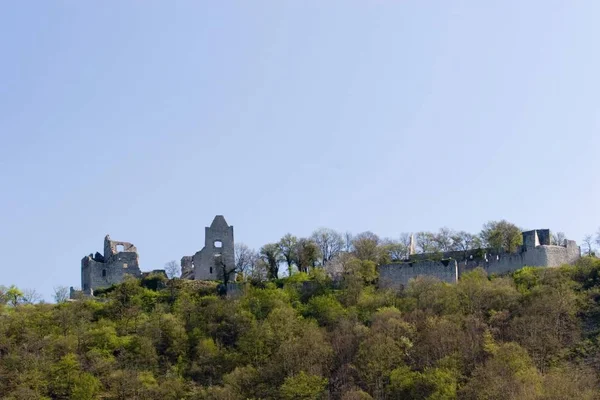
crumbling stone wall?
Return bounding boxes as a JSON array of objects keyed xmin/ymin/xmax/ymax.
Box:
[
  {"xmin": 181, "ymin": 215, "xmax": 235, "ymax": 281},
  {"xmin": 80, "ymin": 235, "xmax": 142, "ymax": 294},
  {"xmin": 180, "ymin": 256, "xmax": 194, "ymax": 279},
  {"xmin": 379, "ymin": 229, "xmax": 581, "ymax": 289},
  {"xmin": 379, "ymin": 259, "xmax": 458, "ymax": 289}
]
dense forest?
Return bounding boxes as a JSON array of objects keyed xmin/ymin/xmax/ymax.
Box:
[{"xmin": 4, "ymin": 254, "xmax": 600, "ymax": 399}]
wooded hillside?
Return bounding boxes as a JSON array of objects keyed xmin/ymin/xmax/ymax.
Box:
[{"xmin": 3, "ymin": 257, "xmax": 600, "ymax": 399}]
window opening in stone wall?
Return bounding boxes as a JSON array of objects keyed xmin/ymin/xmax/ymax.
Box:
[
  {"xmin": 210, "ymin": 267, "xmax": 213, "ymax": 274},
  {"xmin": 214, "ymin": 253, "xmax": 222, "ymax": 258},
  {"xmin": 123, "ymin": 263, "xmax": 128, "ymax": 269},
  {"xmin": 102, "ymin": 269, "xmax": 107, "ymax": 277},
  {"xmin": 214, "ymin": 240, "xmax": 223, "ymax": 248},
  {"xmin": 116, "ymin": 244, "xmax": 125, "ymax": 252}
]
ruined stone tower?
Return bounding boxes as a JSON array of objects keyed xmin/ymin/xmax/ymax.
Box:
[
  {"xmin": 80, "ymin": 235, "xmax": 142, "ymax": 294},
  {"xmin": 181, "ymin": 215, "xmax": 235, "ymax": 281}
]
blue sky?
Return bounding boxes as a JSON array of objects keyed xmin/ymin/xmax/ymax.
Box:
[{"xmin": 1, "ymin": 2, "xmax": 599, "ymax": 300}]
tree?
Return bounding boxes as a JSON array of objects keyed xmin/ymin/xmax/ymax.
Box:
[
  {"xmin": 582, "ymin": 234, "xmax": 595, "ymax": 256},
  {"xmin": 345, "ymin": 257, "xmax": 377, "ymax": 284},
  {"xmin": 294, "ymin": 238, "xmax": 321, "ymax": 273},
  {"xmin": 451, "ymin": 231, "xmax": 481, "ymax": 253},
  {"xmin": 399, "ymin": 232, "xmax": 412, "ymax": 255},
  {"xmin": 260, "ymin": 243, "xmax": 281, "ymax": 280},
  {"xmin": 352, "ymin": 232, "xmax": 381, "ymax": 262},
  {"xmin": 280, "ymin": 372, "xmax": 328, "ymax": 400},
  {"xmin": 551, "ymin": 232, "xmax": 567, "ymax": 246},
  {"xmin": 248, "ymin": 258, "xmax": 269, "ymax": 282},
  {"xmin": 311, "ymin": 228, "xmax": 344, "ymax": 265},
  {"xmin": 323, "ymin": 252, "xmax": 357, "ymax": 281},
  {"xmin": 480, "ymin": 220, "xmax": 522, "ymax": 253},
  {"xmin": 460, "ymin": 340, "xmax": 541, "ymax": 400},
  {"xmin": 278, "ymin": 234, "xmax": 298, "ymax": 275},
  {"xmin": 21, "ymin": 288, "xmax": 42, "ymax": 304},
  {"xmin": 214, "ymin": 255, "xmax": 237, "ymax": 289},
  {"xmin": 381, "ymin": 238, "xmax": 409, "ymax": 262},
  {"xmin": 235, "ymin": 243, "xmax": 258, "ymax": 278},
  {"xmin": 388, "ymin": 364, "xmax": 459, "ymax": 399},
  {"xmin": 355, "ymin": 308, "xmax": 414, "ymax": 397},
  {"xmin": 415, "ymin": 231, "xmax": 439, "ymax": 254},
  {"xmin": 164, "ymin": 260, "xmax": 180, "ymax": 279},
  {"xmin": 341, "ymin": 390, "xmax": 373, "ymax": 400},
  {"xmin": 54, "ymin": 286, "xmax": 70, "ymax": 303},
  {"xmin": 5, "ymin": 285, "xmax": 23, "ymax": 306},
  {"xmin": 435, "ymin": 227, "xmax": 454, "ymax": 252}
]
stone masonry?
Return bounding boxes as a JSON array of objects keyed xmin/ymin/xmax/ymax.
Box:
[
  {"xmin": 79, "ymin": 235, "xmax": 142, "ymax": 294},
  {"xmin": 379, "ymin": 229, "xmax": 581, "ymax": 290},
  {"xmin": 181, "ymin": 215, "xmax": 235, "ymax": 281}
]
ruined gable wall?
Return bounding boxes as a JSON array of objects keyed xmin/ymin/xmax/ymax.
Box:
[
  {"xmin": 193, "ymin": 218, "xmax": 235, "ymax": 281},
  {"xmin": 379, "ymin": 260, "xmax": 458, "ymax": 290},
  {"xmin": 104, "ymin": 235, "xmax": 138, "ymax": 259}
]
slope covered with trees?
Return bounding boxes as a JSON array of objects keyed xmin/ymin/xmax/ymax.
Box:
[{"xmin": 3, "ymin": 256, "xmax": 600, "ymax": 399}]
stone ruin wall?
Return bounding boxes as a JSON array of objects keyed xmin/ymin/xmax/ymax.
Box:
[
  {"xmin": 181, "ymin": 215, "xmax": 235, "ymax": 281},
  {"xmin": 80, "ymin": 235, "xmax": 142, "ymax": 294},
  {"xmin": 379, "ymin": 259, "xmax": 459, "ymax": 289},
  {"xmin": 458, "ymin": 240, "xmax": 581, "ymax": 276},
  {"xmin": 379, "ymin": 230, "xmax": 581, "ymax": 290},
  {"xmin": 75, "ymin": 216, "xmax": 236, "ymax": 298},
  {"xmin": 181, "ymin": 256, "xmax": 194, "ymax": 280}
]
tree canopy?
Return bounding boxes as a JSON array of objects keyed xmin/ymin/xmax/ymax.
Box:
[{"xmin": 2, "ymin": 255, "xmax": 600, "ymax": 399}]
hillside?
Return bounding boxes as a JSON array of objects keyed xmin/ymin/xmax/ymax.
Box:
[{"xmin": 3, "ymin": 258, "xmax": 600, "ymax": 400}]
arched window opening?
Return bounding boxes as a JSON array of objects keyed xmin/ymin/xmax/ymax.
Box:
[
  {"xmin": 214, "ymin": 240, "xmax": 223, "ymax": 248},
  {"xmin": 210, "ymin": 267, "xmax": 213, "ymax": 274}
]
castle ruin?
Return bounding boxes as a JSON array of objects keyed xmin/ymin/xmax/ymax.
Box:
[
  {"xmin": 181, "ymin": 215, "xmax": 235, "ymax": 281},
  {"xmin": 379, "ymin": 229, "xmax": 581, "ymax": 289},
  {"xmin": 74, "ymin": 221, "xmax": 582, "ymax": 297},
  {"xmin": 79, "ymin": 235, "xmax": 143, "ymax": 294}
]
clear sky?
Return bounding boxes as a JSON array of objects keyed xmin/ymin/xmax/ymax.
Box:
[{"xmin": 1, "ymin": 1, "xmax": 599, "ymax": 300}]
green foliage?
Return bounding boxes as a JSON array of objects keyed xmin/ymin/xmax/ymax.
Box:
[
  {"xmin": 460, "ymin": 342, "xmax": 542, "ymax": 399},
  {"xmin": 3, "ymin": 262, "xmax": 600, "ymax": 399},
  {"xmin": 305, "ymin": 294, "xmax": 347, "ymax": 326},
  {"xmin": 5, "ymin": 285, "xmax": 24, "ymax": 306},
  {"xmin": 512, "ymin": 267, "xmax": 541, "ymax": 293},
  {"xmin": 279, "ymin": 371, "xmax": 328, "ymax": 400},
  {"xmin": 141, "ymin": 272, "xmax": 168, "ymax": 291},
  {"xmin": 480, "ymin": 220, "xmax": 523, "ymax": 253},
  {"xmin": 389, "ymin": 364, "xmax": 459, "ymax": 400}
]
